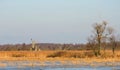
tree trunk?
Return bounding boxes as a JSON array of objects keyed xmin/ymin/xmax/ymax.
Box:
[
  {"xmin": 112, "ymin": 47, "xmax": 115, "ymax": 54},
  {"xmin": 98, "ymin": 37, "xmax": 101, "ymax": 55}
]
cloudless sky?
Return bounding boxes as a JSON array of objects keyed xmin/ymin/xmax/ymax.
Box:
[{"xmin": 0, "ymin": 0, "xmax": 120, "ymax": 44}]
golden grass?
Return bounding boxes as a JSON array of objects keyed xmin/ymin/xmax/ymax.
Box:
[{"xmin": 0, "ymin": 50, "xmax": 120, "ymax": 63}]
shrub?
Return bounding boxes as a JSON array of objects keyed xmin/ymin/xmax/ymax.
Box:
[
  {"xmin": 12, "ymin": 54, "xmax": 26, "ymax": 57},
  {"xmin": 47, "ymin": 51, "xmax": 66, "ymax": 58}
]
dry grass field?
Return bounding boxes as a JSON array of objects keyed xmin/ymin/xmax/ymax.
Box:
[{"xmin": 0, "ymin": 50, "xmax": 120, "ymax": 63}]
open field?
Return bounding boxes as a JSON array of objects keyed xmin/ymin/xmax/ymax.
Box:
[{"xmin": 0, "ymin": 50, "xmax": 120, "ymax": 62}]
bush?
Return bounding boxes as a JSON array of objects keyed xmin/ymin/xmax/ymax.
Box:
[
  {"xmin": 84, "ymin": 51, "xmax": 95, "ymax": 57},
  {"xmin": 12, "ymin": 54, "xmax": 26, "ymax": 57},
  {"xmin": 47, "ymin": 51, "xmax": 66, "ymax": 58}
]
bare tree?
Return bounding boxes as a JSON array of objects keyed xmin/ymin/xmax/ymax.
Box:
[
  {"xmin": 101, "ymin": 38, "xmax": 107, "ymax": 54},
  {"xmin": 109, "ymin": 35, "xmax": 117, "ymax": 54},
  {"xmin": 102, "ymin": 26, "xmax": 115, "ymax": 54},
  {"xmin": 107, "ymin": 27, "xmax": 118, "ymax": 54},
  {"xmin": 91, "ymin": 21, "xmax": 113, "ymax": 55}
]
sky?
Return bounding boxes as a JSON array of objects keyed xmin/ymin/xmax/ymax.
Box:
[{"xmin": 0, "ymin": 0, "xmax": 120, "ymax": 44}]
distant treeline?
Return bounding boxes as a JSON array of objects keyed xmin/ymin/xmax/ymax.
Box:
[{"xmin": 0, "ymin": 42, "xmax": 120, "ymax": 51}]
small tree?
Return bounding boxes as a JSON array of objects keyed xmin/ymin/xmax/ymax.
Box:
[
  {"xmin": 87, "ymin": 35, "xmax": 98, "ymax": 56},
  {"xmin": 59, "ymin": 44, "xmax": 71, "ymax": 50},
  {"xmin": 101, "ymin": 38, "xmax": 107, "ymax": 54},
  {"xmin": 109, "ymin": 35, "xmax": 117, "ymax": 54}
]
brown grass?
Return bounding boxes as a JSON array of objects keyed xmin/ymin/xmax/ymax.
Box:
[{"xmin": 0, "ymin": 50, "xmax": 120, "ymax": 62}]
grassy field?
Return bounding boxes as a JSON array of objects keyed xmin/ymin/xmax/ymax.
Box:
[{"xmin": 0, "ymin": 50, "xmax": 120, "ymax": 62}]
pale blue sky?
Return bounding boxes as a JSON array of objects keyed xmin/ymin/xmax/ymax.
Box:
[{"xmin": 0, "ymin": 0, "xmax": 120, "ymax": 44}]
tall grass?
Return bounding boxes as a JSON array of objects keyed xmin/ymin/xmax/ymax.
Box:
[
  {"xmin": 47, "ymin": 50, "xmax": 120, "ymax": 58},
  {"xmin": 0, "ymin": 50, "xmax": 120, "ymax": 61}
]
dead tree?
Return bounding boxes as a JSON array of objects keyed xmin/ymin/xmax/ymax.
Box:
[{"xmin": 30, "ymin": 39, "xmax": 40, "ymax": 51}]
